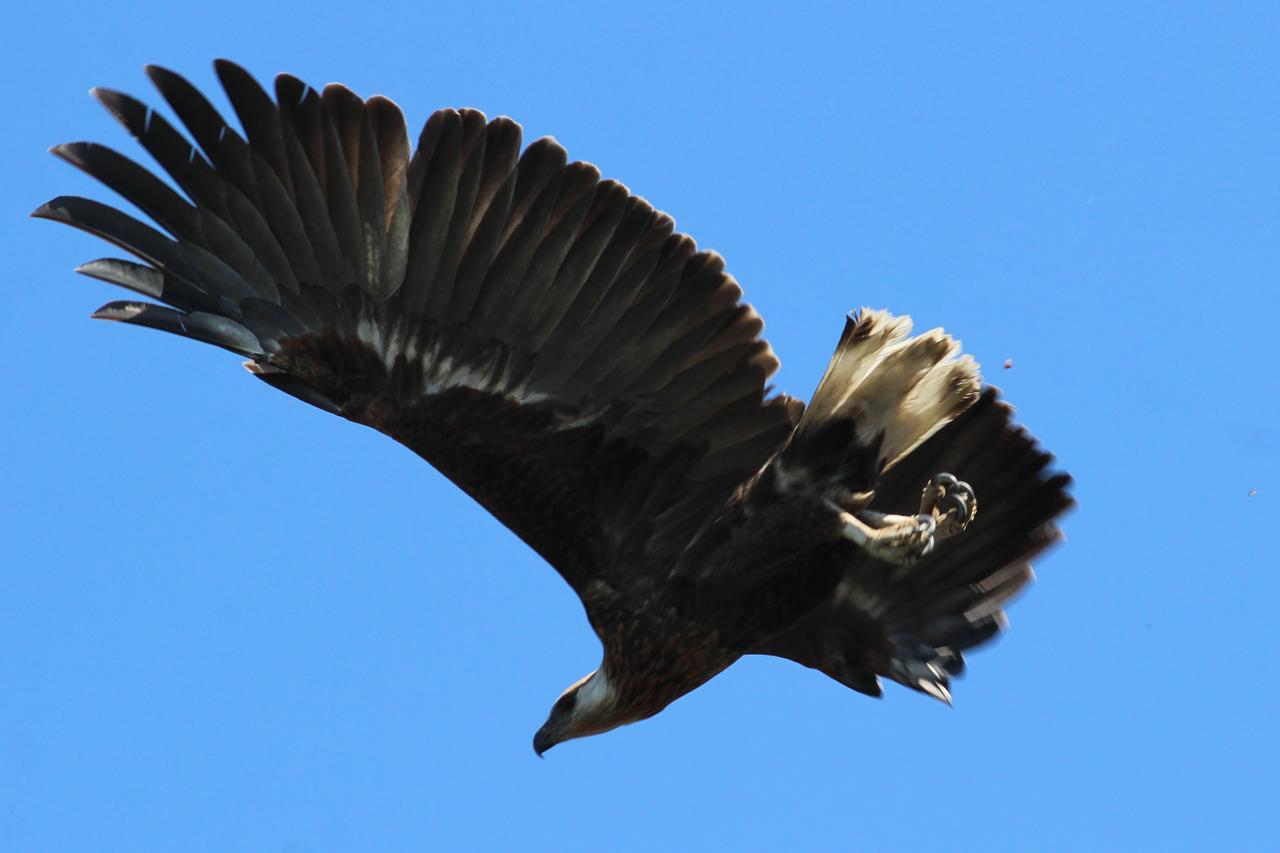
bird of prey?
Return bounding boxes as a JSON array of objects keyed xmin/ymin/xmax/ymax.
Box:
[{"xmin": 35, "ymin": 60, "xmax": 1072, "ymax": 755}]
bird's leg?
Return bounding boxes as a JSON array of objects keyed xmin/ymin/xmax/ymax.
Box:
[
  {"xmin": 837, "ymin": 474, "xmax": 976, "ymax": 565},
  {"xmin": 840, "ymin": 510, "xmax": 939, "ymax": 565}
]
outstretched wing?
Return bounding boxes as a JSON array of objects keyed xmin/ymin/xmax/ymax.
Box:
[{"xmin": 35, "ymin": 60, "xmax": 798, "ymax": 616}]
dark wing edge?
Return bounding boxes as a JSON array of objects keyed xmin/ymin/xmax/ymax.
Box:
[
  {"xmin": 34, "ymin": 59, "xmax": 800, "ymax": 605},
  {"xmin": 752, "ymin": 388, "xmax": 1074, "ymax": 702}
]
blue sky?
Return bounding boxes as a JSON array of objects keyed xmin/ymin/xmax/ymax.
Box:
[{"xmin": 3, "ymin": 1, "xmax": 1277, "ymax": 850}]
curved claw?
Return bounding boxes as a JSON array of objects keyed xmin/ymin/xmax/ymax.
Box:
[
  {"xmin": 929, "ymin": 473, "xmax": 959, "ymax": 491},
  {"xmin": 921, "ymin": 473, "xmax": 978, "ymax": 538},
  {"xmin": 916, "ymin": 529, "xmax": 937, "ymax": 560},
  {"xmin": 938, "ymin": 491, "xmax": 969, "ymax": 518}
]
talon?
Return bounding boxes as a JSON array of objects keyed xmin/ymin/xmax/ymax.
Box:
[
  {"xmin": 839, "ymin": 473, "xmax": 977, "ymax": 566},
  {"xmin": 930, "ymin": 473, "xmax": 959, "ymax": 491},
  {"xmin": 938, "ymin": 492, "xmax": 968, "ymax": 519},
  {"xmin": 920, "ymin": 473, "xmax": 962, "ymax": 516},
  {"xmin": 921, "ymin": 472, "xmax": 978, "ymax": 539}
]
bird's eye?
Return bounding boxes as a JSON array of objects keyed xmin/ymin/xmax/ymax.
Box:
[{"xmin": 553, "ymin": 694, "xmax": 576, "ymax": 717}]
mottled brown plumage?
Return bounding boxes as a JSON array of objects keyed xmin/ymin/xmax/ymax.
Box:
[{"xmin": 35, "ymin": 60, "xmax": 1072, "ymax": 754}]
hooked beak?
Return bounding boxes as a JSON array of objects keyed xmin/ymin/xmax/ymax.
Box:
[
  {"xmin": 532, "ymin": 722, "xmax": 558, "ymax": 753},
  {"xmin": 533, "ymin": 724, "xmax": 558, "ymax": 757}
]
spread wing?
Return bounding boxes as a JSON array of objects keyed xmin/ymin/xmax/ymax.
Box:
[{"xmin": 35, "ymin": 60, "xmax": 799, "ymax": 616}]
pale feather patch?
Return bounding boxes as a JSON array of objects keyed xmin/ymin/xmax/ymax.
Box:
[
  {"xmin": 566, "ymin": 669, "xmax": 617, "ymax": 718},
  {"xmin": 358, "ymin": 324, "xmax": 556, "ymax": 406},
  {"xmin": 579, "ymin": 670, "xmax": 616, "ymax": 707},
  {"xmin": 803, "ymin": 309, "xmax": 913, "ymax": 428},
  {"xmin": 803, "ymin": 308, "xmax": 981, "ymax": 472}
]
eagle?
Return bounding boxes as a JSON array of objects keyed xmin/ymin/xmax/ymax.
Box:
[{"xmin": 35, "ymin": 60, "xmax": 1072, "ymax": 755}]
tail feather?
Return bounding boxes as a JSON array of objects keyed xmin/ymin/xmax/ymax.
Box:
[
  {"xmin": 801, "ymin": 309, "xmax": 913, "ymax": 428},
  {"xmin": 780, "ymin": 308, "xmax": 981, "ymax": 496}
]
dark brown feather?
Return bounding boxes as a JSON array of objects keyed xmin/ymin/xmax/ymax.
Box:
[{"xmin": 39, "ymin": 61, "xmax": 798, "ymax": 621}]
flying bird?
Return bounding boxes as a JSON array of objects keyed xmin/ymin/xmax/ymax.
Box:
[{"xmin": 35, "ymin": 61, "xmax": 1072, "ymax": 755}]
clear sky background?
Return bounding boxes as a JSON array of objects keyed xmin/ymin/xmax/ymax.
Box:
[{"xmin": 2, "ymin": 2, "xmax": 1276, "ymax": 850}]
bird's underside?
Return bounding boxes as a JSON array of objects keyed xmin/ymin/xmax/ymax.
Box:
[{"xmin": 36, "ymin": 60, "xmax": 1073, "ymax": 754}]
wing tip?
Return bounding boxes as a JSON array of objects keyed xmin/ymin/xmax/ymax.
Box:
[
  {"xmin": 90, "ymin": 300, "xmax": 146, "ymax": 321},
  {"xmin": 30, "ymin": 197, "xmax": 69, "ymax": 221}
]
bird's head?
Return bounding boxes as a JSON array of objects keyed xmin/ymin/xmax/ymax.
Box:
[{"xmin": 533, "ymin": 669, "xmax": 623, "ymax": 756}]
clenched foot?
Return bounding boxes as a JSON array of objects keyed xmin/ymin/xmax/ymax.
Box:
[
  {"xmin": 837, "ymin": 473, "xmax": 977, "ymax": 565},
  {"xmin": 918, "ymin": 473, "xmax": 977, "ymax": 538}
]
